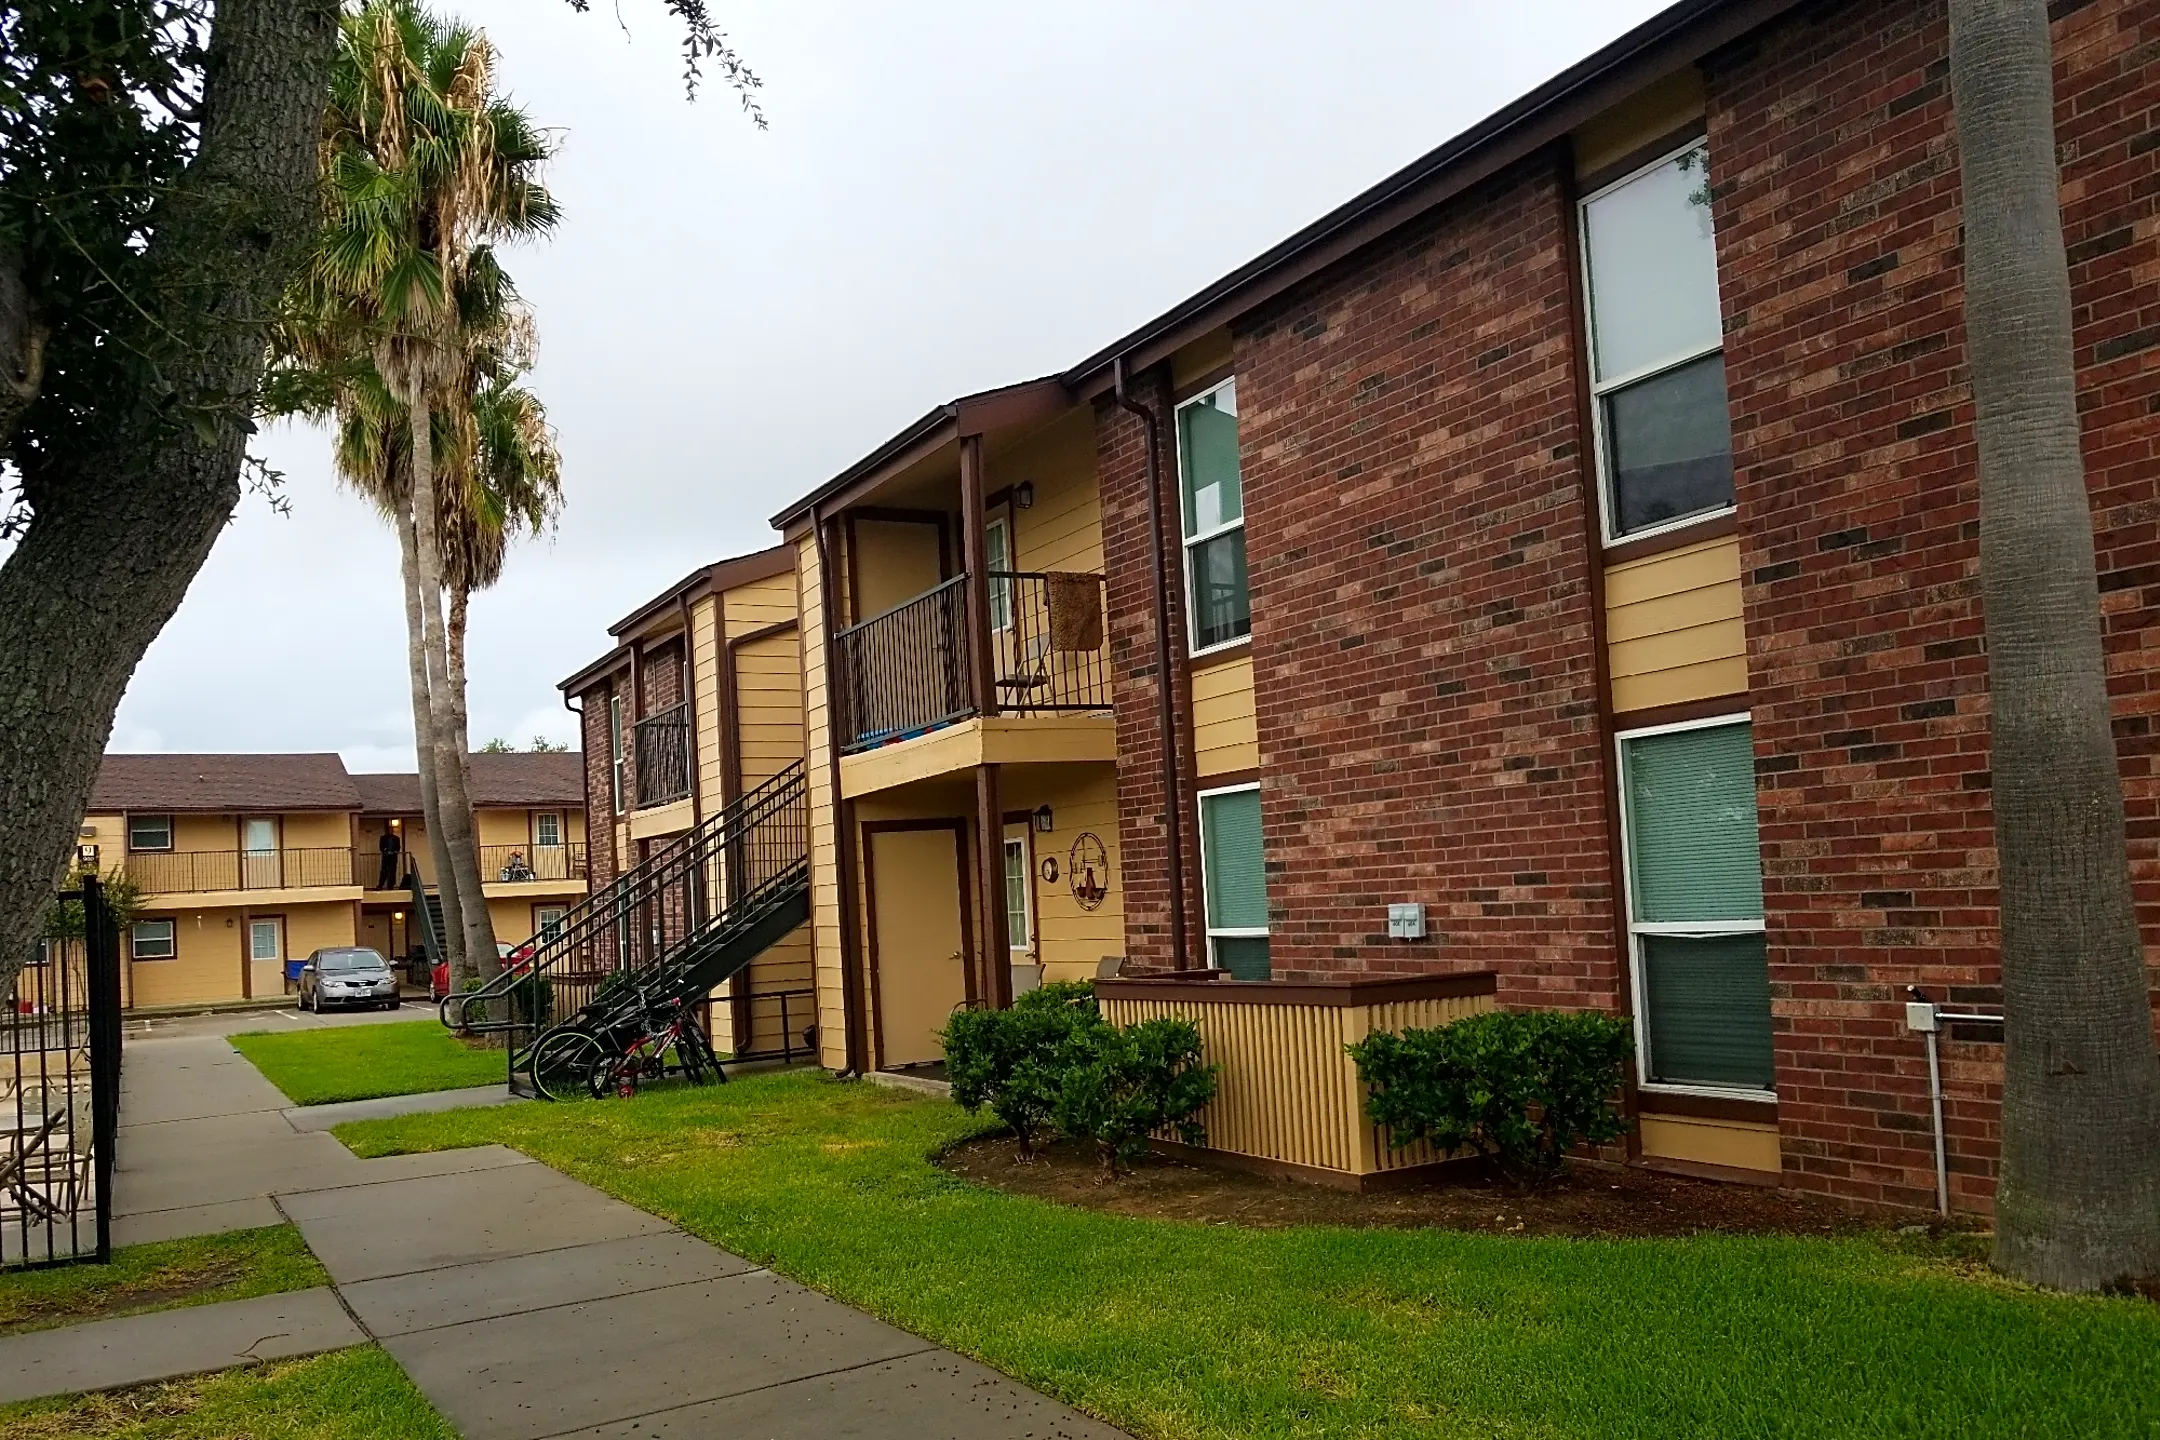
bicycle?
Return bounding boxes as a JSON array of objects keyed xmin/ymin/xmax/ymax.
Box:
[{"xmin": 585, "ymin": 990, "xmax": 723, "ymax": 1099}]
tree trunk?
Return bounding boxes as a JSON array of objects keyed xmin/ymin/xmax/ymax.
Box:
[
  {"xmin": 398, "ymin": 503, "xmax": 465, "ymax": 986},
  {"xmin": 0, "ymin": 0, "xmax": 342, "ymax": 1003},
  {"xmin": 0, "ymin": 242, "xmax": 44, "ymax": 451},
  {"xmin": 407, "ymin": 395, "xmax": 500, "ymax": 989},
  {"xmin": 1950, "ymin": 0, "xmax": 2160, "ymax": 1290}
]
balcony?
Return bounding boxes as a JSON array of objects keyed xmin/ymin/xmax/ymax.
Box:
[
  {"xmin": 124, "ymin": 847, "xmax": 360, "ymax": 896},
  {"xmin": 833, "ymin": 571, "xmax": 1109, "ymax": 754},
  {"xmin": 479, "ymin": 843, "xmax": 589, "ymax": 885},
  {"xmin": 633, "ymin": 701, "xmax": 692, "ymax": 808}
]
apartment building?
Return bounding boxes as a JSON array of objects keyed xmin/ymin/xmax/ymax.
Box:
[
  {"xmin": 82, "ymin": 751, "xmax": 587, "ymax": 1009},
  {"xmin": 734, "ymin": 0, "xmax": 2160, "ymax": 1213}
]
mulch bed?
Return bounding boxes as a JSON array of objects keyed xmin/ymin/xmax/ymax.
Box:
[{"xmin": 940, "ymin": 1135, "xmax": 1953, "ymax": 1240}]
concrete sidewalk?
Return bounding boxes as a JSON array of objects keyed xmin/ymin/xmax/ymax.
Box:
[{"xmin": 17, "ymin": 1026, "xmax": 1126, "ymax": 1438}]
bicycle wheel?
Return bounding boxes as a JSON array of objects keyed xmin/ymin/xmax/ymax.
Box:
[
  {"xmin": 678, "ymin": 1023, "xmax": 722, "ymax": 1085},
  {"xmin": 589, "ymin": 1043, "xmax": 641, "ymax": 1100},
  {"xmin": 529, "ymin": 1028, "xmax": 605, "ymax": 1102}
]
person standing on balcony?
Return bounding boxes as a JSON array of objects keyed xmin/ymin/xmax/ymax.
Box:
[{"xmin": 377, "ymin": 826, "xmax": 404, "ymax": 890}]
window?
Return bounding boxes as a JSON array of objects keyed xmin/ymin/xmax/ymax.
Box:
[
  {"xmin": 1580, "ymin": 142, "xmax": 1734, "ymax": 541},
  {"xmin": 534, "ymin": 812, "xmax": 562, "ymax": 849},
  {"xmin": 128, "ymin": 815, "xmax": 172, "ymax": 851},
  {"xmin": 1618, "ymin": 716, "xmax": 1772, "ymax": 1093},
  {"xmin": 1199, "ymin": 784, "xmax": 1269, "ymax": 980},
  {"xmin": 984, "ymin": 515, "xmax": 1013, "ymax": 633},
  {"xmin": 1002, "ymin": 837, "xmax": 1031, "ymax": 953},
  {"xmin": 248, "ymin": 918, "xmax": 282, "ymax": 964},
  {"xmin": 1176, "ymin": 378, "xmax": 1251, "ymax": 653},
  {"xmin": 131, "ymin": 919, "xmax": 176, "ymax": 960},
  {"xmin": 608, "ymin": 694, "xmax": 627, "ymax": 814},
  {"xmin": 535, "ymin": 906, "xmax": 567, "ymax": 941}
]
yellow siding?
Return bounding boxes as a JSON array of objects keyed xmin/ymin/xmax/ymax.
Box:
[
  {"xmin": 1604, "ymin": 533, "xmax": 1748, "ymax": 714},
  {"xmin": 1171, "ymin": 328, "xmax": 1235, "ymax": 389},
  {"xmin": 474, "ymin": 808, "xmax": 531, "ymax": 847},
  {"xmin": 724, "ymin": 572, "xmax": 797, "ymax": 639},
  {"xmin": 129, "ymin": 905, "xmax": 243, "ymax": 1007},
  {"xmin": 1191, "ymin": 655, "xmax": 1260, "ymax": 777},
  {"xmin": 691, "ymin": 592, "xmax": 724, "ymax": 817},
  {"xmin": 169, "ymin": 814, "xmax": 237, "ymax": 853},
  {"xmin": 1099, "ymin": 988, "xmax": 1495, "ymax": 1177},
  {"xmin": 851, "ymin": 518, "xmax": 944, "ymax": 622},
  {"xmin": 1571, "ymin": 66, "xmax": 1706, "ymax": 177},
  {"xmin": 280, "ymin": 812, "xmax": 350, "ymax": 850},
  {"xmin": 800, "ymin": 533, "xmax": 849, "ymax": 1069},
  {"xmin": 1000, "ymin": 766, "xmax": 1123, "ymax": 985},
  {"xmin": 735, "ymin": 631, "xmax": 804, "ymax": 791},
  {"xmin": 282, "ymin": 902, "xmax": 354, "ymax": 965},
  {"xmin": 1639, "ymin": 1114, "xmax": 1782, "ymax": 1173},
  {"xmin": 1000, "ymin": 410, "xmax": 1103, "ymax": 577}
]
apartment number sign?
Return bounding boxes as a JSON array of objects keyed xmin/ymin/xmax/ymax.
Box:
[{"xmin": 1069, "ymin": 833, "xmax": 1109, "ymax": 911}]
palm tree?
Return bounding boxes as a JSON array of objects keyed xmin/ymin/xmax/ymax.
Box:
[
  {"xmin": 301, "ymin": 0, "xmax": 559, "ymax": 987},
  {"xmin": 1948, "ymin": 0, "xmax": 2160, "ymax": 1290}
]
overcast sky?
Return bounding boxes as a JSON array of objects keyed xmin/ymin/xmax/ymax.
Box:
[{"xmin": 101, "ymin": 0, "xmax": 1666, "ymax": 772}]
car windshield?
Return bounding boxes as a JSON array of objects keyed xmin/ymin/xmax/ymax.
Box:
[{"xmin": 317, "ymin": 949, "xmax": 384, "ymax": 973}]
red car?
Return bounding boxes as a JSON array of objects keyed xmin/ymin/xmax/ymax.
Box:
[{"xmin": 432, "ymin": 941, "xmax": 535, "ymax": 1001}]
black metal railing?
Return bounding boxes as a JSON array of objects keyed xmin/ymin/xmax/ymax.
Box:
[
  {"xmin": 478, "ymin": 843, "xmax": 588, "ymax": 884},
  {"xmin": 724, "ymin": 985, "xmax": 817, "ymax": 1065},
  {"xmin": 633, "ymin": 702, "xmax": 692, "ymax": 809},
  {"xmin": 833, "ymin": 571, "xmax": 1110, "ymax": 752},
  {"xmin": 124, "ymin": 846, "xmax": 358, "ymax": 894},
  {"xmin": 6, "ymin": 876, "xmax": 122, "ymax": 1270},
  {"xmin": 447, "ymin": 761, "xmax": 810, "ymax": 1093}
]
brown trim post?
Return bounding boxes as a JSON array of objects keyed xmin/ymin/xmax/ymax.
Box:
[
  {"xmin": 957, "ymin": 432, "xmax": 998, "ymax": 718},
  {"xmin": 814, "ymin": 507, "xmax": 869, "ymax": 1075},
  {"xmin": 676, "ymin": 594, "xmax": 703, "ymax": 827},
  {"xmin": 974, "ymin": 764, "xmax": 1012, "ymax": 1009}
]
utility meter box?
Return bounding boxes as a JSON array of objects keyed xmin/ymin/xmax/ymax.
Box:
[
  {"xmin": 1904, "ymin": 1000, "xmax": 1939, "ymax": 1033},
  {"xmin": 1386, "ymin": 903, "xmax": 1426, "ymax": 941}
]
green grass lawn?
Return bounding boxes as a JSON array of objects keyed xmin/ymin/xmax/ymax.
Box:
[
  {"xmin": 337, "ymin": 1070, "xmax": 2160, "ymax": 1440},
  {"xmin": 0, "ymin": 1347, "xmax": 457, "ymax": 1438},
  {"xmin": 0, "ymin": 1227, "xmax": 326, "ymax": 1337},
  {"xmin": 230, "ymin": 1020, "xmax": 506, "ymax": 1105}
]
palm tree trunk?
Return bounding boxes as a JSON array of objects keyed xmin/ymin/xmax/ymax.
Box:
[
  {"xmin": 1950, "ymin": 0, "xmax": 2160, "ymax": 1290},
  {"xmin": 408, "ymin": 394, "xmax": 501, "ymax": 989},
  {"xmin": 397, "ymin": 503, "xmax": 465, "ymax": 985}
]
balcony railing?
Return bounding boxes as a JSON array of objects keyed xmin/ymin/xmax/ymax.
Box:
[
  {"xmin": 834, "ymin": 570, "xmax": 1109, "ymax": 754},
  {"xmin": 124, "ymin": 846, "xmax": 358, "ymax": 895},
  {"xmin": 633, "ymin": 701, "xmax": 693, "ymax": 809},
  {"xmin": 478, "ymin": 843, "xmax": 588, "ymax": 884}
]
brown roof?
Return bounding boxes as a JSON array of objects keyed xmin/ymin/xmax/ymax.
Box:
[
  {"xmin": 89, "ymin": 754, "xmax": 362, "ymax": 813},
  {"xmin": 350, "ymin": 751, "xmax": 586, "ymax": 815}
]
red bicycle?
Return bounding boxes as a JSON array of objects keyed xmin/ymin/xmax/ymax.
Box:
[{"xmin": 585, "ymin": 990, "xmax": 721, "ymax": 1099}]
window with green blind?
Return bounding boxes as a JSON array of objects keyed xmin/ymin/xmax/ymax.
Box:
[
  {"xmin": 1200, "ymin": 785, "xmax": 1269, "ymax": 981},
  {"xmin": 1176, "ymin": 379, "xmax": 1251, "ymax": 653},
  {"xmin": 1621, "ymin": 718, "xmax": 1773, "ymax": 1091}
]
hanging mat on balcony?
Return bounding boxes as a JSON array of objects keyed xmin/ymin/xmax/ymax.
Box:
[{"xmin": 1045, "ymin": 572, "xmax": 1104, "ymax": 652}]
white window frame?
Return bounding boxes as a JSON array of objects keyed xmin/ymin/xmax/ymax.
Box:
[
  {"xmin": 535, "ymin": 905, "xmax": 568, "ymax": 940},
  {"xmin": 1196, "ymin": 781, "xmax": 1268, "ymax": 970},
  {"xmin": 534, "ymin": 811, "xmax": 563, "ymax": 849},
  {"xmin": 608, "ymin": 694, "xmax": 627, "ymax": 814},
  {"xmin": 1175, "ymin": 377, "xmax": 1251, "ymax": 659},
  {"xmin": 130, "ymin": 919, "xmax": 176, "ymax": 960},
  {"xmin": 128, "ymin": 814, "xmax": 173, "ymax": 852},
  {"xmin": 1578, "ymin": 139, "xmax": 1736, "ymax": 550},
  {"xmin": 1613, "ymin": 709, "xmax": 1770, "ymax": 1102},
  {"xmin": 1001, "ymin": 834, "xmax": 1032, "ymax": 954},
  {"xmin": 248, "ymin": 917, "xmax": 282, "ymax": 964},
  {"xmin": 984, "ymin": 515, "xmax": 1014, "ymax": 633}
]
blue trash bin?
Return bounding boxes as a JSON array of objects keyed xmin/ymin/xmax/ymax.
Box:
[{"xmin": 283, "ymin": 959, "xmax": 309, "ymax": 990}]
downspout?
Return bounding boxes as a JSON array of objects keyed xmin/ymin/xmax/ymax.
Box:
[
  {"xmin": 814, "ymin": 507, "xmax": 869, "ymax": 1075},
  {"xmin": 561, "ymin": 691, "xmax": 593, "ymax": 878},
  {"xmin": 1114, "ymin": 355, "xmax": 1191, "ymax": 971}
]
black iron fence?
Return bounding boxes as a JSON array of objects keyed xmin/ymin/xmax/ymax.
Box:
[
  {"xmin": 6, "ymin": 877, "xmax": 122, "ymax": 1270},
  {"xmin": 833, "ymin": 570, "xmax": 1110, "ymax": 753},
  {"xmin": 634, "ymin": 702, "xmax": 693, "ymax": 809},
  {"xmin": 478, "ymin": 843, "xmax": 588, "ymax": 884},
  {"xmin": 124, "ymin": 846, "xmax": 356, "ymax": 894},
  {"xmin": 725, "ymin": 985, "xmax": 817, "ymax": 1065}
]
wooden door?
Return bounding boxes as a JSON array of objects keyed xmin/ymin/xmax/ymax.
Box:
[{"xmin": 869, "ymin": 826, "xmax": 968, "ymax": 1069}]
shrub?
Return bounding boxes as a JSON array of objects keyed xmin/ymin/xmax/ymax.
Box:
[
  {"xmin": 1052, "ymin": 1016, "xmax": 1217, "ymax": 1174},
  {"xmin": 943, "ymin": 981, "xmax": 1098, "ymax": 1155},
  {"xmin": 1348, "ymin": 1009, "xmax": 1632, "ymax": 1187}
]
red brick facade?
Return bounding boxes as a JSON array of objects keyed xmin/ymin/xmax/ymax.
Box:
[
  {"xmin": 578, "ymin": 680, "xmax": 620, "ymax": 890},
  {"xmin": 1095, "ymin": 0, "xmax": 2160, "ymax": 1213}
]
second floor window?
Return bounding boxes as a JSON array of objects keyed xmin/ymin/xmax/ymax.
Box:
[
  {"xmin": 1581, "ymin": 142, "xmax": 1734, "ymax": 542},
  {"xmin": 608, "ymin": 694, "xmax": 627, "ymax": 814},
  {"xmin": 1176, "ymin": 377, "xmax": 1251, "ymax": 653},
  {"xmin": 535, "ymin": 812, "xmax": 562, "ymax": 849},
  {"xmin": 128, "ymin": 815, "xmax": 172, "ymax": 851}
]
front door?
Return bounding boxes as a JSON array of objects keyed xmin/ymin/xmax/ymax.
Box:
[
  {"xmin": 242, "ymin": 817, "xmax": 280, "ymax": 889},
  {"xmin": 248, "ymin": 915, "xmax": 283, "ymax": 995},
  {"xmin": 869, "ymin": 826, "xmax": 968, "ymax": 1069}
]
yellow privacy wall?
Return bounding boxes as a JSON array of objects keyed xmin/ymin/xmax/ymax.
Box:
[
  {"xmin": 1604, "ymin": 533, "xmax": 1747, "ymax": 714},
  {"xmin": 1191, "ymin": 654, "xmax": 1259, "ymax": 777}
]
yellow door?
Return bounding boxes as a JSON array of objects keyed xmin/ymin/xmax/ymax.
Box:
[{"xmin": 870, "ymin": 827, "xmax": 968, "ymax": 1069}]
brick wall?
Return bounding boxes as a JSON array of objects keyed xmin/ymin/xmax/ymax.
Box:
[
  {"xmin": 578, "ymin": 681, "xmax": 618, "ymax": 890},
  {"xmin": 1233, "ymin": 156, "xmax": 1621, "ymax": 1012},
  {"xmin": 1712, "ymin": 0, "xmax": 2160, "ymax": 1211},
  {"xmin": 1099, "ymin": 373, "xmax": 1207, "ymax": 970},
  {"xmin": 640, "ymin": 644, "xmax": 684, "ymax": 716}
]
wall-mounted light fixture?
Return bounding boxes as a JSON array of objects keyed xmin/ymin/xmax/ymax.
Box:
[
  {"xmin": 1014, "ymin": 481, "xmax": 1036, "ymax": 510},
  {"xmin": 1032, "ymin": 804, "xmax": 1054, "ymax": 834},
  {"xmin": 389, "ymin": 817, "xmax": 402, "ymax": 829}
]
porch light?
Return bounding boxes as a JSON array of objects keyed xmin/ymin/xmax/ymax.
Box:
[
  {"xmin": 392, "ymin": 911, "xmax": 404, "ymax": 922},
  {"xmin": 1032, "ymin": 805, "xmax": 1054, "ymax": 834},
  {"xmin": 1014, "ymin": 481, "xmax": 1035, "ymax": 510},
  {"xmin": 389, "ymin": 817, "xmax": 402, "ymax": 829}
]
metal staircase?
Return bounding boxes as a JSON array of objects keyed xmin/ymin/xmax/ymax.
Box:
[{"xmin": 443, "ymin": 761, "xmax": 809, "ymax": 1096}]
